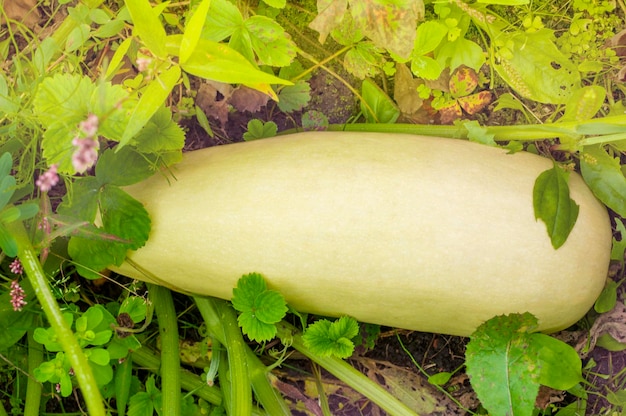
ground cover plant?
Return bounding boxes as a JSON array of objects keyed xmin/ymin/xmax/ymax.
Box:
[{"xmin": 1, "ymin": 0, "xmax": 626, "ymax": 414}]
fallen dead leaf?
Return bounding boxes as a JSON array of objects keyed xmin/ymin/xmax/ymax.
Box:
[
  {"xmin": 0, "ymin": 0, "xmax": 40, "ymax": 28},
  {"xmin": 230, "ymin": 86, "xmax": 270, "ymax": 113},
  {"xmin": 393, "ymin": 63, "xmax": 424, "ymax": 115},
  {"xmin": 195, "ymin": 81, "xmax": 234, "ymax": 126}
]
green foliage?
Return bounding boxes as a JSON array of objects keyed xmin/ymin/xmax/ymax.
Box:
[
  {"xmin": 243, "ymin": 120, "xmax": 278, "ymax": 141},
  {"xmin": 231, "ymin": 273, "xmax": 288, "ymax": 342},
  {"xmin": 361, "ymin": 79, "xmax": 399, "ymax": 123},
  {"xmin": 533, "ymin": 164, "xmax": 579, "ymax": 249},
  {"xmin": 466, "ymin": 313, "xmax": 582, "ymax": 416},
  {"xmin": 580, "ymin": 145, "xmax": 626, "ymax": 217},
  {"xmin": 301, "ymin": 316, "xmax": 360, "ymax": 359}
]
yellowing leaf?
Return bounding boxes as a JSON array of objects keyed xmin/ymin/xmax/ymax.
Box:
[{"xmin": 309, "ymin": 0, "xmax": 349, "ymax": 44}]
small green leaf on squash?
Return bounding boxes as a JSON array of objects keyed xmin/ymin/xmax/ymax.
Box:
[
  {"xmin": 533, "ymin": 164, "xmax": 579, "ymax": 249},
  {"xmin": 302, "ymin": 316, "xmax": 359, "ymax": 359},
  {"xmin": 580, "ymin": 145, "xmax": 626, "ymax": 218}
]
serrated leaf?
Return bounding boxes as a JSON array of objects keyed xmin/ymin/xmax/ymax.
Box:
[
  {"xmin": 253, "ymin": 291, "xmax": 288, "ymax": 324},
  {"xmin": 530, "ymin": 333, "xmax": 582, "ymax": 390},
  {"xmin": 132, "ymin": 106, "xmax": 185, "ymax": 155},
  {"xmin": 237, "ymin": 313, "xmax": 277, "ymax": 342},
  {"xmin": 100, "ymin": 186, "xmax": 150, "ymax": 251},
  {"xmin": 277, "ymin": 81, "xmax": 311, "ymax": 112},
  {"xmin": 180, "ymin": 0, "xmax": 212, "ymax": 64},
  {"xmin": 464, "ymin": 120, "xmax": 497, "ymax": 146},
  {"xmin": 124, "ymin": 0, "xmax": 167, "ymax": 58},
  {"xmin": 533, "ymin": 164, "xmax": 579, "ymax": 249},
  {"xmin": 580, "ymin": 145, "xmax": 626, "ymax": 217},
  {"xmin": 96, "ymin": 147, "xmax": 155, "ymax": 186},
  {"xmin": 232, "ymin": 273, "xmax": 268, "ymax": 312},
  {"xmin": 302, "ymin": 317, "xmax": 359, "ymax": 358},
  {"xmin": 120, "ymin": 65, "xmax": 181, "ymax": 148},
  {"xmin": 243, "ymin": 120, "xmax": 277, "ymax": 141},
  {"xmin": 466, "ymin": 313, "xmax": 540, "ymax": 416},
  {"xmin": 361, "ymin": 78, "xmax": 399, "ymax": 123},
  {"xmin": 343, "ymin": 42, "xmax": 384, "ymax": 79},
  {"xmin": 57, "ymin": 177, "xmax": 101, "ymax": 221}
]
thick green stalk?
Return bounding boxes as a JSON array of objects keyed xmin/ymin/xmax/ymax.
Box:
[
  {"xmin": 131, "ymin": 347, "xmax": 222, "ymax": 405},
  {"xmin": 147, "ymin": 284, "xmax": 181, "ymax": 416},
  {"xmin": 276, "ymin": 322, "xmax": 417, "ymax": 416},
  {"xmin": 24, "ymin": 329, "xmax": 43, "ymax": 416},
  {"xmin": 6, "ymin": 220, "xmax": 105, "ymax": 416},
  {"xmin": 193, "ymin": 297, "xmax": 291, "ymax": 415}
]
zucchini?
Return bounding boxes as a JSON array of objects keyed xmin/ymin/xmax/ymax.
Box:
[{"xmin": 110, "ymin": 132, "xmax": 611, "ymax": 336}]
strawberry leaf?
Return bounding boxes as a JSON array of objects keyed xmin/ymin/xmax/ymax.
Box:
[{"xmin": 302, "ymin": 316, "xmax": 359, "ymax": 358}]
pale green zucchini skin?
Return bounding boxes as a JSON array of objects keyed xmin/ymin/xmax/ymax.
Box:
[{"xmin": 110, "ymin": 132, "xmax": 612, "ymax": 336}]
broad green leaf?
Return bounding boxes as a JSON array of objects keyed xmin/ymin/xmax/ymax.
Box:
[
  {"xmin": 245, "ymin": 16, "xmax": 296, "ymax": 67},
  {"xmin": 466, "ymin": 313, "xmax": 540, "ymax": 416},
  {"xmin": 361, "ymin": 79, "xmax": 399, "ymax": 124},
  {"xmin": 16, "ymin": 203, "xmax": 39, "ymax": 221},
  {"xmin": 180, "ymin": 0, "xmax": 212, "ymax": 64},
  {"xmin": 580, "ymin": 145, "xmax": 626, "ymax": 217},
  {"xmin": 120, "ymin": 297, "xmax": 148, "ymax": 324},
  {"xmin": 124, "ymin": 0, "xmax": 167, "ymax": 58},
  {"xmin": 413, "ymin": 21, "xmax": 447, "ymax": 56},
  {"xmin": 179, "ymin": 37, "xmax": 291, "ymax": 86},
  {"xmin": 349, "ymin": 0, "xmax": 423, "ymax": 59},
  {"xmin": 560, "ymin": 86, "xmax": 606, "ymax": 123},
  {"xmin": 428, "ymin": 372, "xmax": 452, "ymax": 386},
  {"xmin": 57, "ymin": 177, "xmax": 101, "ymax": 221},
  {"xmin": 302, "ymin": 317, "xmax": 359, "ymax": 359},
  {"xmin": 120, "ymin": 65, "xmax": 181, "ymax": 148},
  {"xmin": 594, "ymin": 280, "xmax": 617, "ymax": 313},
  {"xmin": 612, "ymin": 217, "xmax": 626, "ymax": 262},
  {"xmin": 131, "ymin": 106, "xmax": 185, "ymax": 154},
  {"xmin": 436, "ymin": 37, "xmax": 484, "ymax": 72},
  {"xmin": 96, "ymin": 147, "xmax": 154, "ymax": 186},
  {"xmin": 0, "ymin": 207, "xmax": 21, "ymax": 224},
  {"xmin": 494, "ymin": 30, "xmax": 580, "ymax": 104},
  {"xmin": 530, "ymin": 333, "xmax": 582, "ymax": 390},
  {"xmin": 202, "ymin": 0, "xmax": 244, "ymax": 41},
  {"xmin": 410, "ymin": 56, "xmax": 443, "ymax": 80},
  {"xmin": 277, "ymin": 81, "xmax": 311, "ymax": 112},
  {"xmin": 533, "ymin": 164, "xmax": 579, "ymax": 249},
  {"xmin": 33, "ymin": 74, "xmax": 93, "ymax": 127}
]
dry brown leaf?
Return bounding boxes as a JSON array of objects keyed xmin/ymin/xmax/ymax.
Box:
[
  {"xmin": 0, "ymin": 0, "xmax": 40, "ymax": 28},
  {"xmin": 195, "ymin": 81, "xmax": 233, "ymax": 126},
  {"xmin": 309, "ymin": 0, "xmax": 349, "ymax": 44},
  {"xmin": 230, "ymin": 86, "xmax": 270, "ymax": 113},
  {"xmin": 574, "ymin": 300, "xmax": 626, "ymax": 357},
  {"xmin": 393, "ymin": 63, "xmax": 423, "ymax": 115}
]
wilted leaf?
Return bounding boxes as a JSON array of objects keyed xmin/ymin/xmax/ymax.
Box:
[
  {"xmin": 195, "ymin": 82, "xmax": 233, "ymax": 126},
  {"xmin": 309, "ymin": 0, "xmax": 349, "ymax": 44},
  {"xmin": 343, "ymin": 42, "xmax": 384, "ymax": 79},
  {"xmin": 458, "ymin": 91, "xmax": 492, "ymax": 115},
  {"xmin": 393, "ymin": 64, "xmax": 423, "ymax": 115},
  {"xmin": 1, "ymin": 0, "xmax": 40, "ymax": 28},
  {"xmin": 230, "ymin": 86, "xmax": 270, "ymax": 113},
  {"xmin": 349, "ymin": 0, "xmax": 423, "ymax": 60},
  {"xmin": 438, "ymin": 101, "xmax": 462, "ymax": 124},
  {"xmin": 449, "ymin": 66, "xmax": 478, "ymax": 98}
]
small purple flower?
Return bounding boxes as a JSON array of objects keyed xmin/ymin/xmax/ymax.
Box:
[
  {"xmin": 35, "ymin": 164, "xmax": 59, "ymax": 192},
  {"xmin": 79, "ymin": 114, "xmax": 99, "ymax": 138},
  {"xmin": 9, "ymin": 259, "xmax": 23, "ymax": 275},
  {"xmin": 71, "ymin": 137, "xmax": 100, "ymax": 174},
  {"xmin": 10, "ymin": 280, "xmax": 27, "ymax": 311}
]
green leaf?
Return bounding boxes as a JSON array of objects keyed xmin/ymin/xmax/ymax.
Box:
[
  {"xmin": 120, "ymin": 65, "xmax": 181, "ymax": 148},
  {"xmin": 57, "ymin": 176, "xmax": 101, "ymax": 221},
  {"xmin": 0, "ymin": 207, "xmax": 21, "ymax": 223},
  {"xmin": 124, "ymin": 0, "xmax": 167, "ymax": 59},
  {"xmin": 243, "ymin": 120, "xmax": 278, "ymax": 141},
  {"xmin": 179, "ymin": 37, "xmax": 291, "ymax": 86},
  {"xmin": 245, "ymin": 16, "xmax": 296, "ymax": 67},
  {"xmin": 533, "ymin": 164, "xmax": 579, "ymax": 249},
  {"xmin": 594, "ymin": 280, "xmax": 618, "ymax": 313},
  {"xmin": 361, "ymin": 79, "xmax": 399, "ymax": 123},
  {"xmin": 120, "ymin": 297, "xmax": 147, "ymax": 324},
  {"xmin": 436, "ymin": 37, "xmax": 485, "ymax": 73},
  {"xmin": 343, "ymin": 42, "xmax": 385, "ymax": 79},
  {"xmin": 262, "ymin": 0, "xmax": 285, "ymax": 7},
  {"xmin": 494, "ymin": 30, "xmax": 580, "ymax": 104},
  {"xmin": 611, "ymin": 217, "xmax": 626, "ymax": 262},
  {"xmin": 465, "ymin": 313, "xmax": 540, "ymax": 416},
  {"xmin": 96, "ymin": 147, "xmax": 155, "ymax": 186},
  {"xmin": 277, "ymin": 81, "xmax": 311, "ymax": 112},
  {"xmin": 530, "ymin": 333, "xmax": 582, "ymax": 390},
  {"xmin": 202, "ymin": 0, "xmax": 243, "ymax": 41},
  {"xmin": 0, "ymin": 153, "xmax": 12, "ymax": 179},
  {"xmin": 413, "ymin": 21, "xmax": 447, "ymax": 56},
  {"xmin": 428, "ymin": 372, "xmax": 452, "ymax": 386},
  {"xmin": 86, "ymin": 348, "xmax": 111, "ymax": 366},
  {"xmin": 16, "ymin": 203, "xmax": 39, "ymax": 221},
  {"xmin": 232, "ymin": 273, "xmax": 268, "ymax": 310},
  {"xmin": 237, "ymin": 312, "xmax": 278, "ymax": 342},
  {"xmin": 580, "ymin": 145, "xmax": 626, "ymax": 217},
  {"xmin": 478, "ymin": 0, "xmax": 528, "ymax": 4},
  {"xmin": 180, "ymin": 0, "xmax": 212, "ymax": 64},
  {"xmin": 560, "ymin": 86, "xmax": 606, "ymax": 123},
  {"xmin": 0, "ymin": 225, "xmax": 17, "ymax": 257},
  {"xmin": 128, "ymin": 376, "xmax": 160, "ymax": 416},
  {"xmin": 302, "ymin": 316, "xmax": 359, "ymax": 359}
]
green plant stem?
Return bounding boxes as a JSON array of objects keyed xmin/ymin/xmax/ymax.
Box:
[
  {"xmin": 193, "ymin": 296, "xmax": 291, "ymax": 415},
  {"xmin": 6, "ymin": 220, "xmax": 105, "ymax": 416},
  {"xmin": 131, "ymin": 347, "xmax": 222, "ymax": 405},
  {"xmin": 0, "ymin": 399, "xmax": 6, "ymax": 416},
  {"xmin": 147, "ymin": 283, "xmax": 181, "ymax": 416},
  {"xmin": 276, "ymin": 321, "xmax": 417, "ymax": 416},
  {"xmin": 24, "ymin": 329, "xmax": 43, "ymax": 416}
]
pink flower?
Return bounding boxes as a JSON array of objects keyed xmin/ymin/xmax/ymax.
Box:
[
  {"xmin": 71, "ymin": 137, "xmax": 100, "ymax": 174},
  {"xmin": 35, "ymin": 164, "xmax": 59, "ymax": 192},
  {"xmin": 9, "ymin": 259, "xmax": 23, "ymax": 275},
  {"xmin": 10, "ymin": 280, "xmax": 27, "ymax": 311},
  {"xmin": 79, "ymin": 114, "xmax": 99, "ymax": 138}
]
